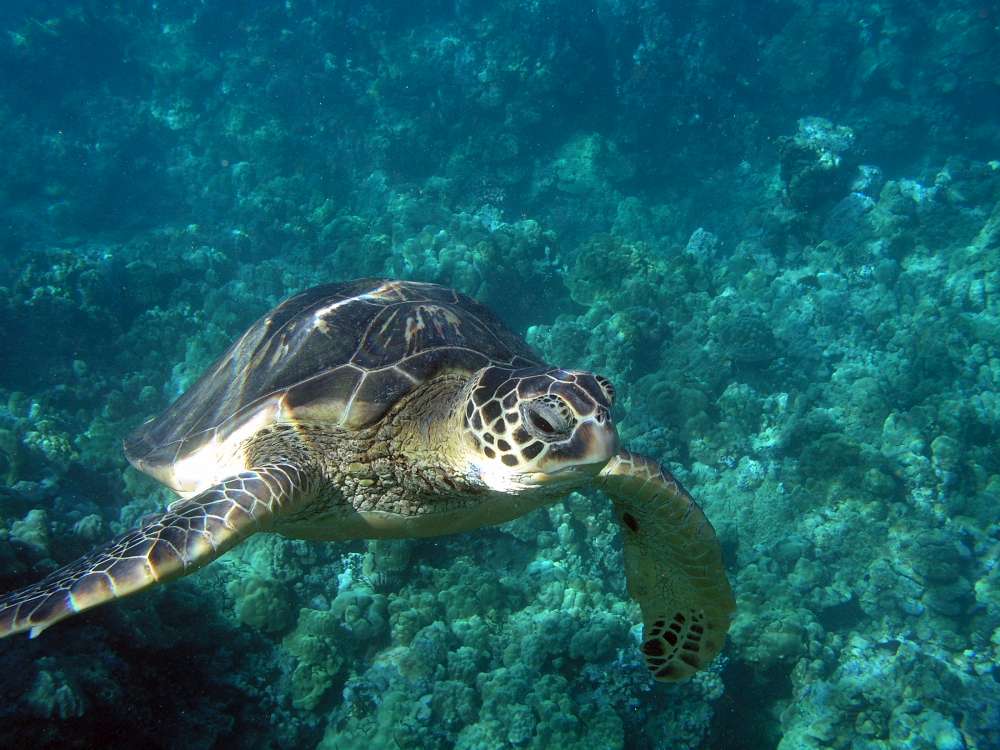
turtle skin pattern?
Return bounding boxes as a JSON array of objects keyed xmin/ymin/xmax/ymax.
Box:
[
  {"xmin": 0, "ymin": 463, "xmax": 309, "ymax": 638},
  {"xmin": 599, "ymin": 451, "xmax": 735, "ymax": 681}
]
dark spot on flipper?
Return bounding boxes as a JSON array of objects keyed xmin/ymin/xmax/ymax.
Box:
[
  {"xmin": 680, "ymin": 653, "xmax": 700, "ymax": 669},
  {"xmin": 107, "ymin": 558, "xmax": 153, "ymax": 595},
  {"xmin": 501, "ymin": 454, "xmax": 518, "ymax": 467},
  {"xmin": 622, "ymin": 512, "xmax": 639, "ymax": 533},
  {"xmin": 224, "ymin": 501, "xmax": 255, "ymax": 527},
  {"xmin": 70, "ymin": 572, "xmax": 114, "ymax": 607},
  {"xmin": 157, "ymin": 525, "xmax": 189, "ymax": 551},
  {"xmin": 484, "ymin": 446, "xmax": 496, "ymax": 459},
  {"xmin": 642, "ymin": 639, "xmax": 666, "ymax": 657},
  {"xmin": 663, "ymin": 630, "xmax": 678, "ymax": 646},
  {"xmin": 656, "ymin": 665, "xmax": 678, "ymax": 680},
  {"xmin": 121, "ymin": 537, "xmax": 155, "ymax": 558},
  {"xmin": 147, "ymin": 540, "xmax": 182, "ymax": 573},
  {"xmin": 29, "ymin": 591, "xmax": 71, "ymax": 626},
  {"xmin": 90, "ymin": 556, "xmax": 117, "ymax": 573},
  {"xmin": 239, "ymin": 477, "xmax": 268, "ymax": 498},
  {"xmin": 201, "ymin": 499, "xmax": 235, "ymax": 518},
  {"xmin": 231, "ymin": 490, "xmax": 261, "ymax": 514},
  {"xmin": 184, "ymin": 514, "xmax": 210, "ymax": 536}
]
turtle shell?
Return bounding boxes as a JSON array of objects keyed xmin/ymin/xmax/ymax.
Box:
[{"xmin": 124, "ymin": 279, "xmax": 541, "ymax": 493}]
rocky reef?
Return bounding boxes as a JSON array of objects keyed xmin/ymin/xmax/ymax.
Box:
[{"xmin": 1, "ymin": 2, "xmax": 998, "ymax": 748}]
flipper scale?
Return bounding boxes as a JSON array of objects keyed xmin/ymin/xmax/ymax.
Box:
[
  {"xmin": 0, "ymin": 462, "xmax": 309, "ymax": 639},
  {"xmin": 599, "ymin": 450, "xmax": 735, "ymax": 682}
]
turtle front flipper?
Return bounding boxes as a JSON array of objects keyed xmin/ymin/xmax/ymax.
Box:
[
  {"xmin": 0, "ymin": 463, "xmax": 309, "ymax": 639},
  {"xmin": 598, "ymin": 450, "xmax": 735, "ymax": 682}
]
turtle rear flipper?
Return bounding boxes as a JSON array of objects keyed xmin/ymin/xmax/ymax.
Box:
[
  {"xmin": 599, "ymin": 451, "xmax": 735, "ymax": 682},
  {"xmin": 0, "ymin": 463, "xmax": 309, "ymax": 639}
]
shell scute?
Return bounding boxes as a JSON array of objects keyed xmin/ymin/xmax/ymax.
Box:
[
  {"xmin": 282, "ymin": 365, "xmax": 365, "ymax": 417},
  {"xmin": 124, "ymin": 279, "xmax": 540, "ymax": 491}
]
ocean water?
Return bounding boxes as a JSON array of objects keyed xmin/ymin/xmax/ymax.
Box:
[{"xmin": 0, "ymin": 2, "xmax": 998, "ymax": 748}]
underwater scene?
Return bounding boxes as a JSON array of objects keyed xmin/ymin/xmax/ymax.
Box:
[{"xmin": 0, "ymin": 1, "xmax": 998, "ymax": 748}]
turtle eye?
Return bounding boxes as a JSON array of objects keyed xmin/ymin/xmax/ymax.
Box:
[
  {"xmin": 529, "ymin": 410, "xmax": 556, "ymax": 434},
  {"xmin": 523, "ymin": 397, "xmax": 573, "ymax": 440}
]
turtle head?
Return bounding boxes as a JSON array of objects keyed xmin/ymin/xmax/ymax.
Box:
[{"xmin": 458, "ymin": 366, "xmax": 619, "ymax": 492}]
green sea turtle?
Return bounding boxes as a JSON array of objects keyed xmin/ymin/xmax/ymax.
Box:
[{"xmin": 0, "ymin": 279, "xmax": 734, "ymax": 681}]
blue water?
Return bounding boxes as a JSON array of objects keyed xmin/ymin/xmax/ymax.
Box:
[{"xmin": 0, "ymin": 2, "xmax": 998, "ymax": 748}]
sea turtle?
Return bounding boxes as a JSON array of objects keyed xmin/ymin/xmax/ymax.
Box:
[{"xmin": 0, "ymin": 279, "xmax": 734, "ymax": 681}]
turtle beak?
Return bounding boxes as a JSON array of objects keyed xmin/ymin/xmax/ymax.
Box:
[
  {"xmin": 527, "ymin": 415, "xmax": 619, "ymax": 485},
  {"xmin": 573, "ymin": 416, "xmax": 620, "ymax": 469}
]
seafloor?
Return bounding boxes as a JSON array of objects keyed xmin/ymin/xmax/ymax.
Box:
[{"xmin": 0, "ymin": 2, "xmax": 998, "ymax": 749}]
